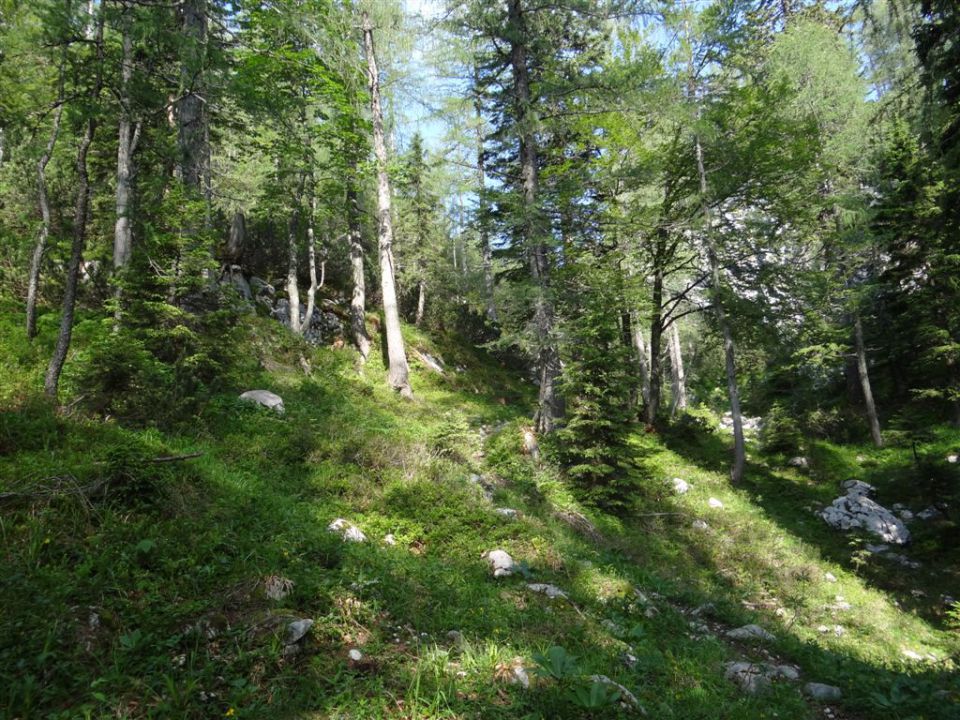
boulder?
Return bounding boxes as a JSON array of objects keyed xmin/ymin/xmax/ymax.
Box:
[
  {"xmin": 820, "ymin": 480, "xmax": 910, "ymax": 545},
  {"xmin": 240, "ymin": 389, "xmax": 285, "ymax": 415},
  {"xmin": 726, "ymin": 624, "xmax": 775, "ymax": 642},
  {"xmin": 526, "ymin": 583, "xmax": 568, "ymax": 600},
  {"xmin": 589, "ymin": 675, "xmax": 642, "ymax": 710},
  {"xmin": 692, "ymin": 519, "xmax": 709, "ymax": 530},
  {"xmin": 328, "ymin": 518, "xmax": 367, "ymax": 543},
  {"xmin": 803, "ymin": 682, "xmax": 842, "ymax": 702},
  {"xmin": 724, "ymin": 661, "xmax": 798, "ymax": 695},
  {"xmin": 495, "ymin": 508, "xmax": 519, "ymax": 519},
  {"xmin": 286, "ymin": 618, "xmax": 313, "ymax": 644},
  {"xmin": 484, "ymin": 549, "xmax": 514, "ymax": 578},
  {"xmin": 709, "ymin": 497, "xmax": 724, "ymax": 509},
  {"xmin": 788, "ymin": 456, "xmax": 809, "ymax": 469},
  {"xmin": 672, "ymin": 477, "xmax": 690, "ymax": 494}
]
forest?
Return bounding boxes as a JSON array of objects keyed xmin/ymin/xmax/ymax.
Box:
[{"xmin": 0, "ymin": 0, "xmax": 958, "ymax": 718}]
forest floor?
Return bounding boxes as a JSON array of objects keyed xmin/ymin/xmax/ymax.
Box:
[{"xmin": 1, "ymin": 305, "xmax": 958, "ymax": 719}]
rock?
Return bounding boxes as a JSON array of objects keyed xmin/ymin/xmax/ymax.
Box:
[
  {"xmin": 526, "ymin": 583, "xmax": 568, "ymax": 600},
  {"xmin": 820, "ymin": 481, "xmax": 910, "ymax": 544},
  {"xmin": 898, "ymin": 509, "xmax": 914, "ymax": 521},
  {"xmin": 817, "ymin": 625, "xmax": 830, "ymax": 634},
  {"xmin": 917, "ymin": 506, "xmax": 943, "ymax": 521},
  {"xmin": 866, "ymin": 543, "xmax": 890, "ymax": 554},
  {"xmin": 495, "ymin": 508, "xmax": 519, "ymax": 519},
  {"xmin": 447, "ymin": 630, "xmax": 464, "ymax": 646},
  {"xmin": 383, "ymin": 534, "xmax": 397, "ymax": 546},
  {"xmin": 947, "ymin": 454, "xmax": 958, "ymax": 464},
  {"xmin": 726, "ymin": 624, "xmax": 775, "ymax": 642},
  {"xmin": 602, "ymin": 619, "xmax": 626, "ymax": 637},
  {"xmin": 672, "ymin": 477, "xmax": 690, "ymax": 494},
  {"xmin": 708, "ymin": 497, "xmax": 724, "ymax": 509},
  {"xmin": 589, "ymin": 675, "xmax": 642, "ymax": 710},
  {"xmin": 902, "ymin": 649, "xmax": 925, "ymax": 661},
  {"xmin": 286, "ymin": 618, "xmax": 313, "ymax": 644},
  {"xmin": 788, "ymin": 456, "xmax": 809, "ymax": 469},
  {"xmin": 328, "ymin": 518, "xmax": 367, "ymax": 543},
  {"xmin": 508, "ymin": 663, "xmax": 530, "ymax": 688},
  {"xmin": 414, "ymin": 349, "xmax": 445, "ymax": 374},
  {"xmin": 348, "ymin": 648, "xmax": 363, "ymax": 662},
  {"xmin": 239, "ymin": 389, "xmax": 285, "ymax": 415},
  {"xmin": 484, "ymin": 549, "xmax": 514, "ymax": 578},
  {"xmin": 724, "ymin": 662, "xmax": 797, "ymax": 694},
  {"xmin": 468, "ymin": 474, "xmax": 495, "ymax": 502},
  {"xmin": 221, "ymin": 266, "xmax": 252, "ymax": 301},
  {"xmin": 692, "ymin": 519, "xmax": 709, "ymax": 531},
  {"xmin": 803, "ymin": 683, "xmax": 842, "ymax": 701},
  {"xmin": 824, "ymin": 572, "xmax": 837, "ymax": 583}
]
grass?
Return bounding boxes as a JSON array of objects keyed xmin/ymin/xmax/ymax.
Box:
[{"xmin": 1, "ymin": 302, "xmax": 958, "ymax": 719}]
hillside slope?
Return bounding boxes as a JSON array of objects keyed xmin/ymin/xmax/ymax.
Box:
[{"xmin": 1, "ymin": 312, "xmax": 957, "ymax": 719}]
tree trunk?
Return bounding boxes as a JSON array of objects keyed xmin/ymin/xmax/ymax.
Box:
[
  {"xmin": 45, "ymin": 14, "xmax": 103, "ymax": 399},
  {"xmin": 363, "ymin": 11, "xmax": 412, "ymax": 397},
  {"xmin": 286, "ymin": 209, "xmax": 301, "ymax": 334},
  {"xmin": 178, "ymin": 0, "xmax": 207, "ymax": 193},
  {"xmin": 26, "ymin": 70, "xmax": 65, "ymax": 340},
  {"xmin": 696, "ymin": 133, "xmax": 745, "ymax": 484},
  {"xmin": 303, "ymin": 193, "xmax": 318, "ymax": 335},
  {"xmin": 631, "ymin": 311, "xmax": 651, "ymax": 407},
  {"xmin": 113, "ymin": 16, "xmax": 140, "ymax": 324},
  {"xmin": 508, "ymin": 0, "xmax": 560, "ymax": 433},
  {"xmin": 347, "ymin": 182, "xmax": 370, "ymax": 361},
  {"xmin": 474, "ymin": 69, "xmax": 497, "ymax": 322},
  {"xmin": 646, "ymin": 257, "xmax": 664, "ymax": 425},
  {"xmin": 415, "ymin": 279, "xmax": 426, "ymax": 326},
  {"xmin": 669, "ymin": 320, "xmax": 687, "ymax": 415},
  {"xmin": 854, "ymin": 314, "xmax": 883, "ymax": 447}
]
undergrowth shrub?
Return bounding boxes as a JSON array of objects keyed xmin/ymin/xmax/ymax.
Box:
[{"xmin": 760, "ymin": 402, "xmax": 804, "ymax": 455}]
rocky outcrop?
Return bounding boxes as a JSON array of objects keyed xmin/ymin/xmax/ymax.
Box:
[
  {"xmin": 239, "ymin": 389, "xmax": 285, "ymax": 415},
  {"xmin": 820, "ymin": 480, "xmax": 910, "ymax": 545}
]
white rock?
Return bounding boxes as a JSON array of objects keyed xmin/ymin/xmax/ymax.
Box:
[
  {"xmin": 348, "ymin": 648, "xmax": 363, "ymax": 662},
  {"xmin": 589, "ymin": 675, "xmax": 641, "ymax": 709},
  {"xmin": 947, "ymin": 454, "xmax": 958, "ymax": 464},
  {"xmin": 692, "ymin": 519, "xmax": 709, "ymax": 530},
  {"xmin": 824, "ymin": 572, "xmax": 837, "ymax": 583},
  {"xmin": 510, "ymin": 664, "xmax": 530, "ymax": 688},
  {"xmin": 383, "ymin": 533, "xmax": 397, "ymax": 546},
  {"xmin": 866, "ymin": 543, "xmax": 890, "ymax": 553},
  {"xmin": 833, "ymin": 625, "xmax": 845, "ymax": 637},
  {"xmin": 726, "ymin": 624, "xmax": 775, "ymax": 642},
  {"xmin": 526, "ymin": 583, "xmax": 568, "ymax": 600},
  {"xmin": 898, "ymin": 509, "xmax": 914, "ymax": 521},
  {"xmin": 286, "ymin": 618, "xmax": 313, "ymax": 644},
  {"xmin": 484, "ymin": 549, "xmax": 514, "ymax": 578},
  {"xmin": 724, "ymin": 662, "xmax": 796, "ymax": 694},
  {"xmin": 672, "ymin": 478, "xmax": 690, "ymax": 494},
  {"xmin": 817, "ymin": 625, "xmax": 830, "ymax": 634},
  {"xmin": 820, "ymin": 482, "xmax": 910, "ymax": 544},
  {"xmin": 917, "ymin": 506, "xmax": 943, "ymax": 521},
  {"xmin": 708, "ymin": 497, "xmax": 724, "ymax": 509},
  {"xmin": 328, "ymin": 518, "xmax": 367, "ymax": 543},
  {"xmin": 804, "ymin": 683, "xmax": 842, "ymax": 701},
  {"xmin": 239, "ymin": 389, "xmax": 285, "ymax": 415},
  {"xmin": 495, "ymin": 508, "xmax": 519, "ymax": 519},
  {"xmin": 902, "ymin": 649, "xmax": 925, "ymax": 661},
  {"xmin": 788, "ymin": 456, "xmax": 809, "ymax": 468}
]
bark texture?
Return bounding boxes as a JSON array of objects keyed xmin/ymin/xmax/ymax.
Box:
[
  {"xmin": 347, "ymin": 182, "xmax": 370, "ymax": 361},
  {"xmin": 363, "ymin": 11, "xmax": 411, "ymax": 397},
  {"xmin": 669, "ymin": 320, "xmax": 688, "ymax": 415},
  {"xmin": 474, "ymin": 69, "xmax": 497, "ymax": 322},
  {"xmin": 854, "ymin": 314, "xmax": 884, "ymax": 447},
  {"xmin": 631, "ymin": 311, "xmax": 651, "ymax": 407},
  {"xmin": 178, "ymin": 0, "xmax": 207, "ymax": 193},
  {"xmin": 303, "ymin": 194, "xmax": 318, "ymax": 335}
]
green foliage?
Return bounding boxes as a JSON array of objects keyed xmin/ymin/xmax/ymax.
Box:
[{"xmin": 759, "ymin": 403, "xmax": 803, "ymax": 456}]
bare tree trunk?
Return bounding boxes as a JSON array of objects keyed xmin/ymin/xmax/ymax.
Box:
[
  {"xmin": 45, "ymin": 14, "xmax": 103, "ymax": 399},
  {"xmin": 508, "ymin": 0, "xmax": 560, "ymax": 433},
  {"xmin": 473, "ymin": 67, "xmax": 497, "ymax": 322},
  {"xmin": 415, "ymin": 279, "xmax": 426, "ymax": 326},
  {"xmin": 363, "ymin": 11, "xmax": 412, "ymax": 397},
  {"xmin": 646, "ymin": 256, "xmax": 664, "ymax": 425},
  {"xmin": 178, "ymin": 0, "xmax": 207, "ymax": 193},
  {"xmin": 347, "ymin": 182, "xmax": 370, "ymax": 361},
  {"xmin": 669, "ymin": 320, "xmax": 687, "ymax": 415},
  {"xmin": 113, "ymin": 16, "xmax": 140, "ymax": 324},
  {"xmin": 631, "ymin": 311, "xmax": 651, "ymax": 407},
  {"xmin": 286, "ymin": 210, "xmax": 301, "ymax": 335},
  {"xmin": 854, "ymin": 314, "xmax": 883, "ymax": 447},
  {"xmin": 26, "ymin": 68, "xmax": 65, "ymax": 340},
  {"xmin": 303, "ymin": 193, "xmax": 318, "ymax": 335},
  {"xmin": 696, "ymin": 133, "xmax": 744, "ymax": 484}
]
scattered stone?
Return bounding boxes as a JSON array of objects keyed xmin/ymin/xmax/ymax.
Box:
[
  {"xmin": 328, "ymin": 518, "xmax": 367, "ymax": 543},
  {"xmin": 348, "ymin": 648, "xmax": 363, "ymax": 662},
  {"xmin": 902, "ymin": 649, "xmax": 925, "ymax": 661},
  {"xmin": 554, "ymin": 510, "xmax": 602, "ymax": 542},
  {"xmin": 447, "ymin": 630, "xmax": 464, "ymax": 646},
  {"xmin": 788, "ymin": 456, "xmax": 809, "ymax": 469},
  {"xmin": 413, "ymin": 349, "xmax": 445, "ymax": 375},
  {"xmin": 724, "ymin": 662, "xmax": 797, "ymax": 695},
  {"xmin": 942, "ymin": 595, "xmax": 957, "ymax": 607},
  {"xmin": 264, "ymin": 575, "xmax": 294, "ymax": 601},
  {"xmin": 824, "ymin": 572, "xmax": 837, "ymax": 583},
  {"xmin": 708, "ymin": 497, "xmax": 724, "ymax": 509},
  {"xmin": 803, "ymin": 683, "xmax": 842, "ymax": 701},
  {"xmin": 383, "ymin": 533, "xmax": 397, "ymax": 546},
  {"xmin": 286, "ymin": 618, "xmax": 313, "ymax": 645},
  {"xmin": 526, "ymin": 583, "xmax": 568, "ymax": 600},
  {"xmin": 916, "ymin": 506, "xmax": 944, "ymax": 521},
  {"xmin": 495, "ymin": 508, "xmax": 519, "ymax": 519},
  {"xmin": 692, "ymin": 519, "xmax": 709, "ymax": 531},
  {"xmin": 239, "ymin": 389, "xmax": 285, "ymax": 415},
  {"xmin": 820, "ymin": 480, "xmax": 910, "ymax": 544},
  {"xmin": 898, "ymin": 509, "xmax": 914, "ymax": 521},
  {"xmin": 468, "ymin": 474, "xmax": 495, "ymax": 502},
  {"xmin": 672, "ymin": 477, "xmax": 690, "ymax": 494},
  {"xmin": 726, "ymin": 624, "xmax": 775, "ymax": 642},
  {"xmin": 866, "ymin": 543, "xmax": 890, "ymax": 554},
  {"xmin": 947, "ymin": 454, "xmax": 958, "ymax": 464},
  {"xmin": 622, "ymin": 651, "xmax": 638, "ymax": 669},
  {"xmin": 484, "ymin": 549, "xmax": 515, "ymax": 578},
  {"xmin": 833, "ymin": 625, "xmax": 845, "ymax": 637},
  {"xmin": 817, "ymin": 625, "xmax": 830, "ymax": 634},
  {"xmin": 589, "ymin": 675, "xmax": 642, "ymax": 710}
]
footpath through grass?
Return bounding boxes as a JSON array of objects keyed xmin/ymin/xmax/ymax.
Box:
[{"xmin": 1, "ymin": 311, "xmax": 957, "ymax": 719}]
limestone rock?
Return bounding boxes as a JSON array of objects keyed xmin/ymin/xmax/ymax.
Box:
[
  {"xmin": 240, "ymin": 389, "xmax": 285, "ymax": 415},
  {"xmin": 286, "ymin": 618, "xmax": 313, "ymax": 645},
  {"xmin": 726, "ymin": 624, "xmax": 776, "ymax": 642},
  {"xmin": 820, "ymin": 480, "xmax": 910, "ymax": 544},
  {"xmin": 484, "ymin": 549, "xmax": 514, "ymax": 578},
  {"xmin": 589, "ymin": 675, "xmax": 642, "ymax": 710},
  {"xmin": 672, "ymin": 477, "xmax": 690, "ymax": 494},
  {"xmin": 495, "ymin": 508, "xmax": 519, "ymax": 519},
  {"xmin": 803, "ymin": 682, "xmax": 842, "ymax": 701},
  {"xmin": 328, "ymin": 518, "xmax": 367, "ymax": 543},
  {"xmin": 708, "ymin": 497, "xmax": 724, "ymax": 509},
  {"xmin": 724, "ymin": 662, "xmax": 797, "ymax": 695},
  {"xmin": 692, "ymin": 519, "xmax": 709, "ymax": 531},
  {"xmin": 788, "ymin": 456, "xmax": 809, "ymax": 469},
  {"xmin": 526, "ymin": 583, "xmax": 568, "ymax": 600}
]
